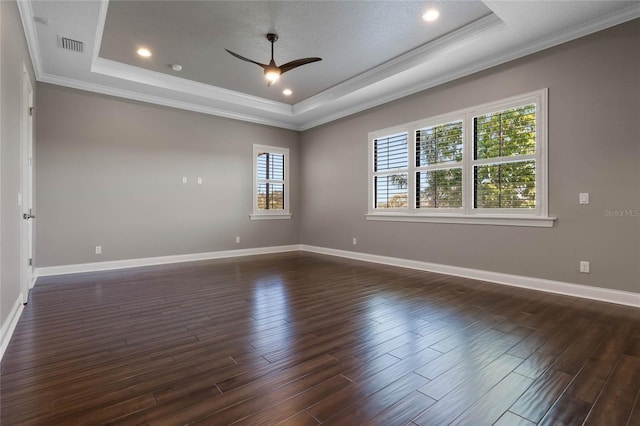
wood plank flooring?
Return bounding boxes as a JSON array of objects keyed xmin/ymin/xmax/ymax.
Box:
[{"xmin": 1, "ymin": 251, "xmax": 639, "ymax": 425}]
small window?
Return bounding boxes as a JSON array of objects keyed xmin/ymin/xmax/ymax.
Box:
[{"xmin": 251, "ymin": 144, "xmax": 290, "ymax": 220}]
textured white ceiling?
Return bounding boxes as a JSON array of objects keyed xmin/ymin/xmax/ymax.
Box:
[
  {"xmin": 99, "ymin": 1, "xmax": 492, "ymax": 104},
  {"xmin": 20, "ymin": 1, "xmax": 640, "ymax": 130}
]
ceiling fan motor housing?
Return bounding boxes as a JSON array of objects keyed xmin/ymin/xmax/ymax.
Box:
[{"xmin": 225, "ymin": 32, "xmax": 322, "ymax": 86}]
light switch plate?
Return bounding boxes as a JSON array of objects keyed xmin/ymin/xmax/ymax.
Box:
[{"xmin": 579, "ymin": 193, "xmax": 589, "ymax": 204}]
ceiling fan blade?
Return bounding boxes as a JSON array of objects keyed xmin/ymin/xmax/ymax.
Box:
[
  {"xmin": 225, "ymin": 49, "xmax": 268, "ymax": 70},
  {"xmin": 279, "ymin": 57, "xmax": 322, "ymax": 75}
]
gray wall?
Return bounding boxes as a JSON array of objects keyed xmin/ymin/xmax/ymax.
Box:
[
  {"xmin": 1, "ymin": 0, "xmax": 36, "ymax": 325},
  {"xmin": 36, "ymin": 84, "xmax": 300, "ymax": 266},
  {"xmin": 300, "ymin": 21, "xmax": 640, "ymax": 294},
  {"xmin": 33, "ymin": 21, "xmax": 639, "ymax": 296}
]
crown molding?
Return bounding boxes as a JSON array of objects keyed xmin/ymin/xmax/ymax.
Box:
[
  {"xmin": 91, "ymin": 2, "xmax": 292, "ymax": 116},
  {"xmin": 89, "ymin": 0, "xmax": 293, "ymax": 117},
  {"xmin": 478, "ymin": 2, "xmax": 640, "ymax": 80},
  {"xmin": 297, "ymin": 3, "xmax": 640, "ymax": 130},
  {"xmin": 293, "ymin": 13, "xmax": 504, "ymax": 117},
  {"xmin": 18, "ymin": 0, "xmax": 640, "ymax": 131},
  {"xmin": 38, "ymin": 73, "xmax": 300, "ymax": 130},
  {"xmin": 90, "ymin": 58, "xmax": 294, "ymax": 117},
  {"xmin": 92, "ymin": 0, "xmax": 108, "ymax": 65},
  {"xmin": 17, "ymin": 0, "xmax": 43, "ymax": 79}
]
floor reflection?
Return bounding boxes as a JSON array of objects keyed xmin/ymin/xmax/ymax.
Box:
[{"xmin": 250, "ymin": 275, "xmax": 293, "ymax": 356}]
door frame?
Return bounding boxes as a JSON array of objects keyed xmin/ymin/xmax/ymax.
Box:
[{"xmin": 19, "ymin": 63, "xmax": 34, "ymax": 303}]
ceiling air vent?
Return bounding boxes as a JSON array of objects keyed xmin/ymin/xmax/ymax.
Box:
[{"xmin": 59, "ymin": 37, "xmax": 84, "ymax": 53}]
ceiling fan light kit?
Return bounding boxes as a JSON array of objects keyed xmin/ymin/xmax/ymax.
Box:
[{"xmin": 226, "ymin": 33, "xmax": 322, "ymax": 87}]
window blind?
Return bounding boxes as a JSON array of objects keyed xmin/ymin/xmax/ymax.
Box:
[{"xmin": 257, "ymin": 152, "xmax": 285, "ymax": 210}]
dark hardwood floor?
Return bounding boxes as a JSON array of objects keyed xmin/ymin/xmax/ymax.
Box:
[{"xmin": 1, "ymin": 251, "xmax": 639, "ymax": 425}]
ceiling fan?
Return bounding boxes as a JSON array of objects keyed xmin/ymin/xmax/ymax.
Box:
[{"xmin": 225, "ymin": 33, "xmax": 322, "ymax": 86}]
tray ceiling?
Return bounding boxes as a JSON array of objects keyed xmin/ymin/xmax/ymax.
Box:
[{"xmin": 19, "ymin": 1, "xmax": 640, "ymax": 130}]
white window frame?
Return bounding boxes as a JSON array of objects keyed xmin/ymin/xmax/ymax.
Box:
[
  {"xmin": 366, "ymin": 89, "xmax": 555, "ymax": 227},
  {"xmin": 250, "ymin": 144, "xmax": 291, "ymax": 220}
]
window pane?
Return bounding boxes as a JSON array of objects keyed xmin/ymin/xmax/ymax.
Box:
[
  {"xmin": 417, "ymin": 168, "xmax": 463, "ymax": 208},
  {"xmin": 257, "ymin": 183, "xmax": 285, "ymax": 210},
  {"xmin": 269, "ymin": 154, "xmax": 284, "ymax": 180},
  {"xmin": 374, "ymin": 133, "xmax": 408, "ymax": 172},
  {"xmin": 257, "ymin": 152, "xmax": 284, "ymax": 180},
  {"xmin": 257, "ymin": 153, "xmax": 267, "ymax": 180},
  {"xmin": 474, "ymin": 104, "xmax": 536, "ymax": 160},
  {"xmin": 474, "ymin": 160, "xmax": 536, "ymax": 208},
  {"xmin": 375, "ymin": 174, "xmax": 408, "ymax": 208},
  {"xmin": 416, "ymin": 121, "xmax": 463, "ymax": 166}
]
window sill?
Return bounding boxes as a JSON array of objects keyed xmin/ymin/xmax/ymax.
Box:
[
  {"xmin": 249, "ymin": 214, "xmax": 292, "ymax": 221},
  {"xmin": 365, "ymin": 213, "xmax": 556, "ymax": 227}
]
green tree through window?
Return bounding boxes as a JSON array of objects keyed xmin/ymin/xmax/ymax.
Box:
[
  {"xmin": 416, "ymin": 120, "xmax": 463, "ymax": 208},
  {"xmin": 368, "ymin": 90, "xmax": 548, "ymax": 223},
  {"xmin": 473, "ymin": 104, "xmax": 536, "ymax": 209}
]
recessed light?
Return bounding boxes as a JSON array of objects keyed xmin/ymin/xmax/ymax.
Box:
[
  {"xmin": 137, "ymin": 48, "xmax": 152, "ymax": 58},
  {"xmin": 283, "ymin": 89, "xmax": 292, "ymax": 96},
  {"xmin": 422, "ymin": 9, "xmax": 440, "ymax": 22}
]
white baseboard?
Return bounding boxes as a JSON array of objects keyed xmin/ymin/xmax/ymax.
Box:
[
  {"xmin": 5, "ymin": 242, "xmax": 636, "ymax": 362},
  {"xmin": 301, "ymin": 245, "xmax": 640, "ymax": 308},
  {"xmin": 1, "ymin": 295, "xmax": 25, "ymax": 361},
  {"xmin": 32, "ymin": 243, "xmax": 639, "ymax": 308},
  {"xmin": 36, "ymin": 244, "xmax": 303, "ymax": 278}
]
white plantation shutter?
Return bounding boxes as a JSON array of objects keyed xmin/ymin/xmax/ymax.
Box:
[
  {"xmin": 367, "ymin": 89, "xmax": 550, "ymax": 226},
  {"xmin": 373, "ymin": 133, "xmax": 408, "ymax": 209},
  {"xmin": 415, "ymin": 120, "xmax": 464, "ymax": 209},
  {"xmin": 252, "ymin": 145, "xmax": 290, "ymax": 219},
  {"xmin": 473, "ymin": 104, "xmax": 537, "ymax": 209},
  {"xmin": 256, "ymin": 152, "xmax": 285, "ymax": 210}
]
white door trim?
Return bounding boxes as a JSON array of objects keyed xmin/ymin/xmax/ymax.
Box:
[{"xmin": 20, "ymin": 63, "xmax": 34, "ymax": 303}]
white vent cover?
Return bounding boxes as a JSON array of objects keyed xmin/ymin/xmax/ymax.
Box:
[{"xmin": 59, "ymin": 36, "xmax": 83, "ymax": 53}]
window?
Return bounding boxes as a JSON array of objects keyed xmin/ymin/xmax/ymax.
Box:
[
  {"xmin": 367, "ymin": 89, "xmax": 553, "ymax": 227},
  {"xmin": 373, "ymin": 133, "xmax": 409, "ymax": 209},
  {"xmin": 416, "ymin": 120, "xmax": 464, "ymax": 210},
  {"xmin": 473, "ymin": 104, "xmax": 537, "ymax": 210},
  {"xmin": 251, "ymin": 144, "xmax": 290, "ymax": 220}
]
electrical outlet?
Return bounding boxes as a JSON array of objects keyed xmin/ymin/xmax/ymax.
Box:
[
  {"xmin": 352, "ymin": 238, "xmax": 357, "ymax": 245},
  {"xmin": 95, "ymin": 245, "xmax": 102, "ymax": 255},
  {"xmin": 235, "ymin": 236, "xmax": 240, "ymax": 244},
  {"xmin": 580, "ymin": 261, "xmax": 590, "ymax": 273}
]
